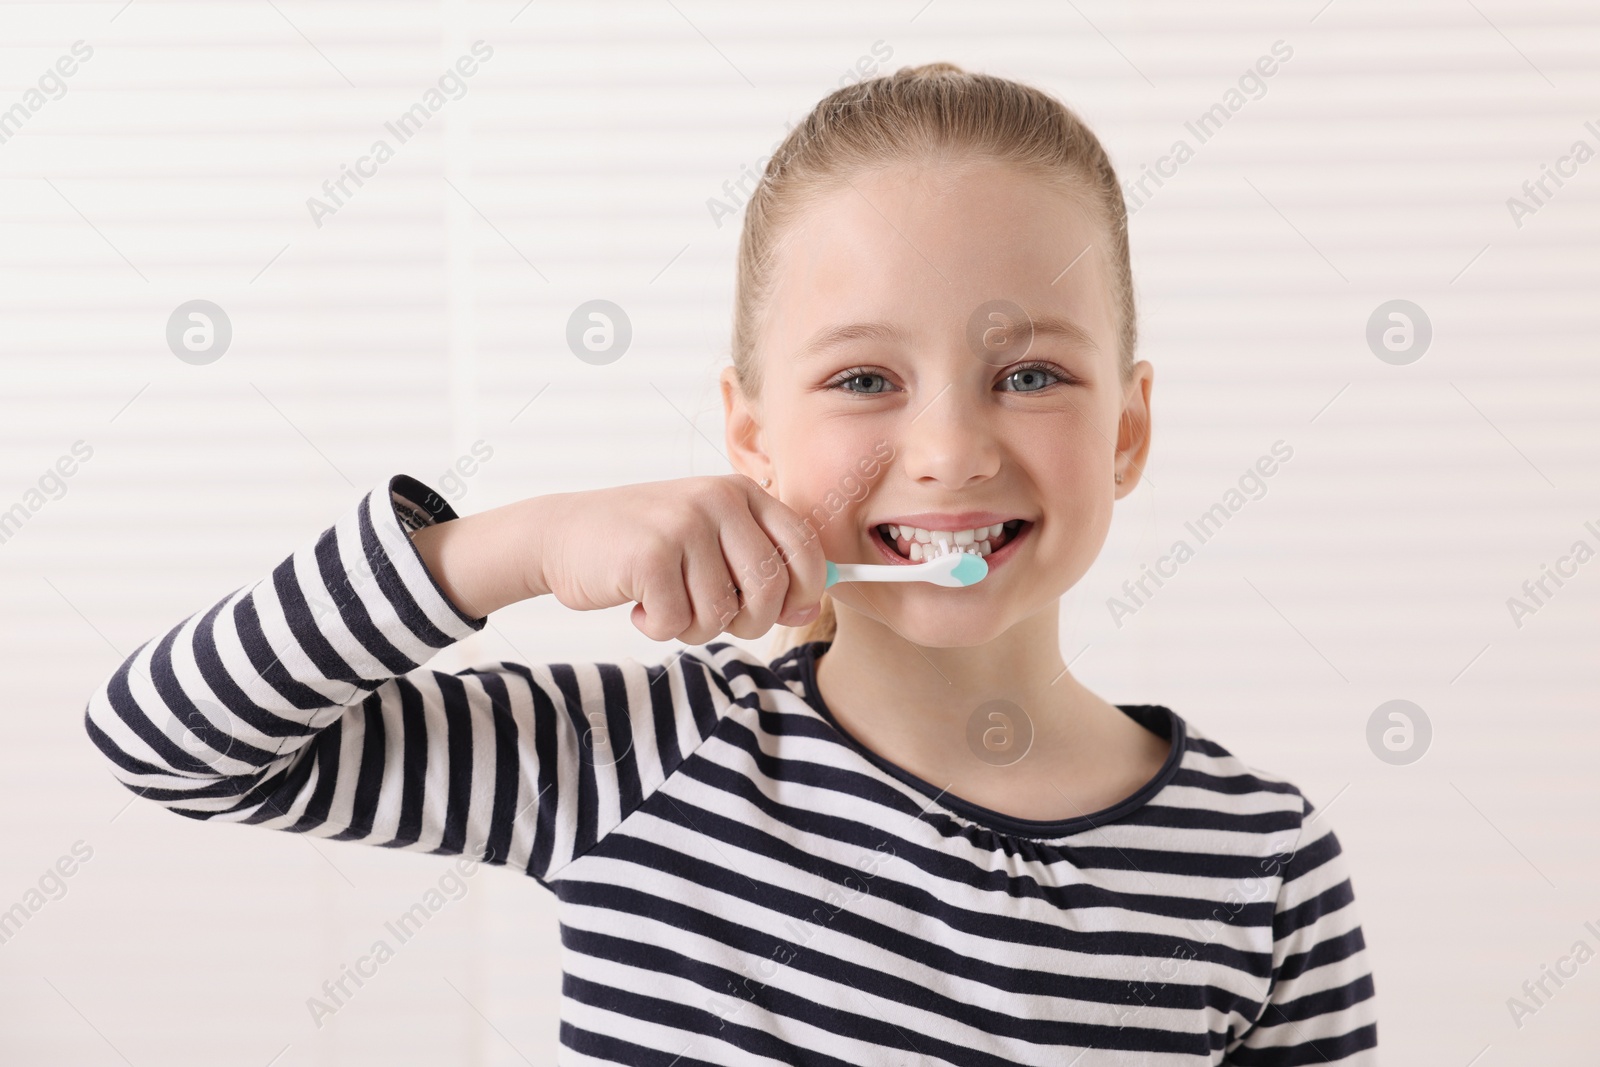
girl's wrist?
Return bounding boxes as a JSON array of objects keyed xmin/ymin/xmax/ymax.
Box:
[
  {"xmin": 411, "ymin": 498, "xmax": 546, "ymax": 619},
  {"xmin": 508, "ymin": 493, "xmax": 559, "ymax": 602}
]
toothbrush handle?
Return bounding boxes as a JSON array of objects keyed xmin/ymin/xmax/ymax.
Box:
[
  {"xmin": 825, "ymin": 560, "xmax": 917, "ymax": 585},
  {"xmin": 820, "ymin": 553, "xmax": 984, "ymax": 589}
]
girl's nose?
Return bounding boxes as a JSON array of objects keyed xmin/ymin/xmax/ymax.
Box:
[{"xmin": 897, "ymin": 381, "xmax": 1002, "ymax": 490}]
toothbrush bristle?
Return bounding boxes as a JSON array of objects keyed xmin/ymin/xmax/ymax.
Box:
[{"xmin": 919, "ymin": 541, "xmax": 988, "ymax": 585}]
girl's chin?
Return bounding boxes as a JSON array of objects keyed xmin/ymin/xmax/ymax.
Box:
[{"xmin": 832, "ymin": 591, "xmax": 1015, "ymax": 648}]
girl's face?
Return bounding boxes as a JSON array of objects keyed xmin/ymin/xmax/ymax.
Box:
[{"xmin": 724, "ymin": 159, "xmax": 1153, "ymax": 648}]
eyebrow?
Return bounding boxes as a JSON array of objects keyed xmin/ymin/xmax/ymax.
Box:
[
  {"xmin": 1017, "ymin": 314, "xmax": 1100, "ymax": 353},
  {"xmin": 795, "ymin": 311, "xmax": 1098, "ymax": 360},
  {"xmin": 795, "ymin": 320, "xmax": 909, "ymax": 360}
]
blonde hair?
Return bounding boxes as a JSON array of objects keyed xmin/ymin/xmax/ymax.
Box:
[{"xmin": 733, "ymin": 62, "xmax": 1139, "ymax": 656}]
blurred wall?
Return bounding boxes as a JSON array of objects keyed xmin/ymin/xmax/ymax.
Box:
[{"xmin": 0, "ymin": 1, "xmax": 1596, "ymax": 1063}]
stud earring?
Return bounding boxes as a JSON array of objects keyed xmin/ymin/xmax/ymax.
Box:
[
  {"xmin": 759, "ymin": 476, "xmax": 772, "ymax": 489},
  {"xmin": 1115, "ymin": 472, "xmax": 1124, "ymax": 484}
]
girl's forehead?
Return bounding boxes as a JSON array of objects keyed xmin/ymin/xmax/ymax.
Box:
[
  {"xmin": 811, "ymin": 160, "xmax": 1099, "ymax": 238},
  {"xmin": 763, "ymin": 163, "xmax": 1115, "ymax": 349},
  {"xmin": 779, "ymin": 165, "xmax": 1104, "ymax": 284}
]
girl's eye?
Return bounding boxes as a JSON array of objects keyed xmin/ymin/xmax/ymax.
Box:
[
  {"xmin": 999, "ymin": 363, "xmax": 1067, "ymax": 393},
  {"xmin": 825, "ymin": 363, "xmax": 1073, "ymax": 395},
  {"xmin": 828, "ymin": 369, "xmax": 895, "ymax": 394}
]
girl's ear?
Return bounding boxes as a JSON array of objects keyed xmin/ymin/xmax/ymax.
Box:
[
  {"xmin": 1115, "ymin": 361, "xmax": 1154, "ymax": 493},
  {"xmin": 720, "ymin": 366, "xmax": 769, "ymax": 482}
]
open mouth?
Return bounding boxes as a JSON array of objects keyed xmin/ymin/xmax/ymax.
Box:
[{"xmin": 875, "ymin": 520, "xmax": 1030, "ymax": 563}]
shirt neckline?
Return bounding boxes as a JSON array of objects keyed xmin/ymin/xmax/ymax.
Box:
[{"xmin": 786, "ymin": 640, "xmax": 1188, "ymax": 840}]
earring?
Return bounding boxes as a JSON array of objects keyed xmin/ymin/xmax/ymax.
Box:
[
  {"xmin": 1115, "ymin": 472, "xmax": 1124, "ymax": 484},
  {"xmin": 759, "ymin": 476, "xmax": 772, "ymax": 489}
]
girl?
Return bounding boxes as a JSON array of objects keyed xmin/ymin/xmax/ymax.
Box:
[{"xmin": 85, "ymin": 64, "xmax": 1376, "ymax": 1064}]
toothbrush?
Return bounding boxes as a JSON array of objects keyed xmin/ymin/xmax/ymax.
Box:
[{"xmin": 824, "ymin": 543, "xmax": 989, "ymax": 588}]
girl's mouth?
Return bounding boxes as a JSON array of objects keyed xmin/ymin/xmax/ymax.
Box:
[{"xmin": 872, "ymin": 519, "xmax": 1032, "ymax": 566}]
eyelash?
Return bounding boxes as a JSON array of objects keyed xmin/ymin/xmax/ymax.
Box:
[{"xmin": 824, "ymin": 361, "xmax": 1079, "ymax": 394}]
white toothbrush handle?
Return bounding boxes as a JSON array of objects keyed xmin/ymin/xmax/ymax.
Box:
[{"xmin": 826, "ymin": 561, "xmax": 927, "ymax": 585}]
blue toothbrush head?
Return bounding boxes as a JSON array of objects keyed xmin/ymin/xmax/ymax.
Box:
[{"xmin": 945, "ymin": 551, "xmax": 989, "ymax": 587}]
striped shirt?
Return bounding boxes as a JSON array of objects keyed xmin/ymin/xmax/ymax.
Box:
[{"xmin": 84, "ymin": 473, "xmax": 1378, "ymax": 1065}]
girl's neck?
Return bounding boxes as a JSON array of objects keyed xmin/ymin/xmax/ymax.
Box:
[
  {"xmin": 810, "ymin": 602, "xmax": 1171, "ymax": 821},
  {"xmin": 819, "ymin": 601, "xmax": 1069, "ymax": 719}
]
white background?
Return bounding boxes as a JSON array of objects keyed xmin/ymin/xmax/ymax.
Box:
[{"xmin": 1, "ymin": 1, "xmax": 1596, "ymax": 1063}]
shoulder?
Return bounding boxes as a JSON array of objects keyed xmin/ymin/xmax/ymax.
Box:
[
  {"xmin": 1173, "ymin": 718, "xmax": 1310, "ymax": 804},
  {"xmin": 1158, "ymin": 715, "xmax": 1325, "ymax": 859},
  {"xmin": 1172, "ymin": 721, "xmax": 1366, "ymax": 930}
]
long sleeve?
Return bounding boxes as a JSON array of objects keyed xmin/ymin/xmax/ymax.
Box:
[
  {"xmin": 1226, "ymin": 799, "xmax": 1379, "ymax": 1064},
  {"xmin": 82, "ymin": 473, "xmax": 735, "ymax": 884}
]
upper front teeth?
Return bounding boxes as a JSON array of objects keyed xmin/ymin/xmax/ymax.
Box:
[
  {"xmin": 908, "ymin": 540, "xmax": 989, "ymax": 561},
  {"xmin": 888, "ymin": 523, "xmax": 1005, "ymax": 543}
]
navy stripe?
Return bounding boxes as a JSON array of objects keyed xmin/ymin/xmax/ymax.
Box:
[
  {"xmin": 552, "ymin": 663, "xmax": 602, "ymax": 858},
  {"xmin": 1227, "ymin": 1022, "xmax": 1378, "ymax": 1066},
  {"xmin": 597, "ymin": 662, "xmax": 643, "ymax": 816},
  {"xmin": 433, "ymin": 671, "xmax": 474, "ymax": 855},
  {"xmin": 390, "ymin": 678, "xmax": 429, "ymax": 847},
  {"xmin": 470, "ymin": 668, "xmax": 521, "ymax": 866},
  {"xmin": 330, "ymin": 691, "xmax": 387, "ymax": 842}
]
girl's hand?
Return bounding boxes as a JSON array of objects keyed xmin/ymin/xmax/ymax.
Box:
[
  {"xmin": 412, "ymin": 474, "xmax": 826, "ymax": 643},
  {"xmin": 531, "ymin": 475, "xmax": 827, "ymax": 643}
]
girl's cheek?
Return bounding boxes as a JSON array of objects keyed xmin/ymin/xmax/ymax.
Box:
[
  {"xmin": 787, "ymin": 470, "xmax": 874, "ymax": 559},
  {"xmin": 776, "ymin": 410, "xmax": 891, "ymax": 544}
]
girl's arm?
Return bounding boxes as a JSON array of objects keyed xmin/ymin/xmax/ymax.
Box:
[
  {"xmin": 1225, "ymin": 802, "xmax": 1378, "ymax": 1063},
  {"xmin": 80, "ymin": 474, "xmax": 800, "ymax": 881}
]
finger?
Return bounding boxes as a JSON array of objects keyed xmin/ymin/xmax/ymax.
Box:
[
  {"xmin": 716, "ymin": 507, "xmax": 789, "ymax": 638},
  {"xmin": 744, "ymin": 483, "xmax": 827, "ymax": 625},
  {"xmin": 680, "ymin": 531, "xmax": 741, "ymax": 644},
  {"xmin": 630, "ymin": 544, "xmax": 694, "ymax": 642}
]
